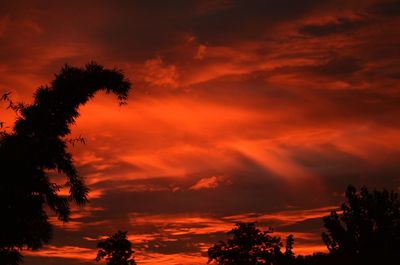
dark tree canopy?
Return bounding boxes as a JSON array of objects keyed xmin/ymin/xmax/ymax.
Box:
[
  {"xmin": 0, "ymin": 63, "xmax": 131, "ymax": 264},
  {"xmin": 284, "ymin": 234, "xmax": 294, "ymax": 258},
  {"xmin": 95, "ymin": 230, "xmax": 136, "ymax": 265},
  {"xmin": 208, "ymin": 222, "xmax": 283, "ymax": 265},
  {"xmin": 322, "ymin": 185, "xmax": 400, "ymax": 263}
]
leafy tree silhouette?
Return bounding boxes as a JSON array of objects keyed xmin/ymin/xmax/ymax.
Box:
[
  {"xmin": 321, "ymin": 185, "xmax": 400, "ymax": 264},
  {"xmin": 208, "ymin": 222, "xmax": 283, "ymax": 265},
  {"xmin": 0, "ymin": 63, "xmax": 131, "ymax": 264},
  {"xmin": 284, "ymin": 234, "xmax": 294, "ymax": 258},
  {"xmin": 208, "ymin": 186, "xmax": 400, "ymax": 265},
  {"xmin": 95, "ymin": 231, "xmax": 136, "ymax": 265}
]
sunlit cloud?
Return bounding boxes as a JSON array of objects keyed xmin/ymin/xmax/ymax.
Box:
[
  {"xmin": 49, "ymin": 205, "xmax": 106, "ymax": 231},
  {"xmin": 224, "ymin": 206, "xmax": 338, "ymax": 226},
  {"xmin": 135, "ymin": 252, "xmax": 206, "ymax": 265},
  {"xmin": 189, "ymin": 176, "xmax": 220, "ymax": 190},
  {"xmin": 143, "ymin": 57, "xmax": 179, "ymax": 88},
  {"xmin": 24, "ymin": 245, "xmax": 96, "ymax": 261}
]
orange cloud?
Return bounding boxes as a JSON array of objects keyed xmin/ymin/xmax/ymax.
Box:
[
  {"xmin": 143, "ymin": 57, "xmax": 179, "ymax": 88},
  {"xmin": 135, "ymin": 252, "xmax": 206, "ymax": 265},
  {"xmin": 24, "ymin": 245, "xmax": 96, "ymax": 261},
  {"xmin": 224, "ymin": 206, "xmax": 338, "ymax": 226},
  {"xmin": 189, "ymin": 176, "xmax": 219, "ymax": 190}
]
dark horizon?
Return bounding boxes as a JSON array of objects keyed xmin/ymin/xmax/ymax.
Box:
[{"xmin": 1, "ymin": 1, "xmax": 400, "ymax": 264}]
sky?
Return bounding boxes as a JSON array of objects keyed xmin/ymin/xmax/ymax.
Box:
[{"xmin": 1, "ymin": 0, "xmax": 400, "ymax": 264}]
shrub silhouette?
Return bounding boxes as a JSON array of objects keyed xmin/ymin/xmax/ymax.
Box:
[
  {"xmin": 322, "ymin": 185, "xmax": 400, "ymax": 264},
  {"xmin": 95, "ymin": 231, "xmax": 136, "ymax": 265},
  {"xmin": 0, "ymin": 63, "xmax": 131, "ymax": 264},
  {"xmin": 208, "ymin": 222, "xmax": 283, "ymax": 265}
]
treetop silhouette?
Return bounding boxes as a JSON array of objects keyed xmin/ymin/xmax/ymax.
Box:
[
  {"xmin": 95, "ymin": 230, "xmax": 136, "ymax": 265},
  {"xmin": 0, "ymin": 63, "xmax": 131, "ymax": 264},
  {"xmin": 208, "ymin": 222, "xmax": 284, "ymax": 265},
  {"xmin": 208, "ymin": 185, "xmax": 400, "ymax": 265},
  {"xmin": 322, "ymin": 185, "xmax": 400, "ymax": 263},
  {"xmin": 284, "ymin": 234, "xmax": 294, "ymax": 258}
]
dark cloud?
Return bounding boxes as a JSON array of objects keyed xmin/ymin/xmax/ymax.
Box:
[
  {"xmin": 278, "ymin": 56, "xmax": 363, "ymax": 77},
  {"xmin": 191, "ymin": 0, "xmax": 328, "ymax": 45},
  {"xmin": 289, "ymin": 144, "xmax": 400, "ymax": 193},
  {"xmin": 25, "ymin": 257, "xmax": 94, "ymax": 265},
  {"xmin": 298, "ymin": 17, "xmax": 367, "ymax": 37},
  {"xmin": 308, "ymin": 56, "xmax": 363, "ymax": 76},
  {"xmin": 369, "ymin": 0, "xmax": 400, "ymax": 17},
  {"xmin": 314, "ymin": 89, "xmax": 400, "ymax": 126},
  {"xmin": 92, "ymin": 173, "xmax": 287, "ymax": 217}
]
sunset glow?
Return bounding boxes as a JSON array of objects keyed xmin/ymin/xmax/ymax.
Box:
[{"xmin": 1, "ymin": 1, "xmax": 400, "ymax": 264}]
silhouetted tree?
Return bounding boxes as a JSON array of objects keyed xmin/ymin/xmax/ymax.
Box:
[
  {"xmin": 207, "ymin": 185, "xmax": 400, "ymax": 265},
  {"xmin": 95, "ymin": 231, "xmax": 136, "ymax": 265},
  {"xmin": 321, "ymin": 185, "xmax": 400, "ymax": 264},
  {"xmin": 284, "ymin": 234, "xmax": 294, "ymax": 258},
  {"xmin": 208, "ymin": 222, "xmax": 282, "ymax": 265},
  {"xmin": 292, "ymin": 252, "xmax": 337, "ymax": 265},
  {"xmin": 0, "ymin": 249, "xmax": 22, "ymax": 265},
  {"xmin": 0, "ymin": 63, "xmax": 131, "ymax": 264}
]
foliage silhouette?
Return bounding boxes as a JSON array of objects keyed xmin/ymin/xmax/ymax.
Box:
[
  {"xmin": 95, "ymin": 230, "xmax": 136, "ymax": 265},
  {"xmin": 284, "ymin": 234, "xmax": 294, "ymax": 258},
  {"xmin": 209, "ymin": 185, "xmax": 400, "ymax": 265},
  {"xmin": 208, "ymin": 222, "xmax": 283, "ymax": 265},
  {"xmin": 0, "ymin": 63, "xmax": 131, "ymax": 264},
  {"xmin": 321, "ymin": 185, "xmax": 400, "ymax": 264}
]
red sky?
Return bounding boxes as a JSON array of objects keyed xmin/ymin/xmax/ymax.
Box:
[{"xmin": 1, "ymin": 0, "xmax": 400, "ymax": 264}]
